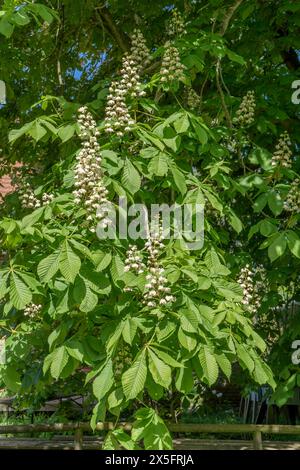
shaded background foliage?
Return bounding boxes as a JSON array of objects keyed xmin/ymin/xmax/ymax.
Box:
[{"xmin": 0, "ymin": 0, "xmax": 300, "ymax": 449}]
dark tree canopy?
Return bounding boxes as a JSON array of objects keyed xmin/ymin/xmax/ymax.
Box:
[{"xmin": 0, "ymin": 0, "xmax": 299, "ymax": 448}]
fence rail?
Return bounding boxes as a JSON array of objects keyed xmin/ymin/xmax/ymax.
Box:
[{"xmin": 1, "ymin": 422, "xmax": 300, "ymax": 450}]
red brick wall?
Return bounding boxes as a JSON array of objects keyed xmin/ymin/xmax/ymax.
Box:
[{"xmin": 0, "ymin": 173, "xmax": 14, "ymax": 201}]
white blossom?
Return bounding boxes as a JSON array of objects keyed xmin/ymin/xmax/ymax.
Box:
[
  {"xmin": 74, "ymin": 106, "xmax": 110, "ymax": 229},
  {"xmin": 20, "ymin": 183, "xmax": 41, "ymax": 209},
  {"xmin": 283, "ymin": 178, "xmax": 300, "ymax": 213},
  {"xmin": 124, "ymin": 244, "xmax": 145, "ymax": 274},
  {"xmin": 271, "ymin": 131, "xmax": 293, "ymax": 168},
  {"xmin": 104, "ymin": 53, "xmax": 145, "ymax": 137},
  {"xmin": 237, "ymin": 264, "xmax": 262, "ymax": 313},
  {"xmin": 167, "ymin": 8, "xmax": 186, "ymax": 38},
  {"xmin": 234, "ymin": 91, "xmax": 255, "ymax": 126},
  {"xmin": 160, "ymin": 42, "xmax": 185, "ymax": 83},
  {"xmin": 130, "ymin": 29, "xmax": 151, "ymax": 71},
  {"xmin": 186, "ymin": 87, "xmax": 201, "ymax": 111},
  {"xmin": 24, "ymin": 303, "xmax": 42, "ymax": 318},
  {"xmin": 143, "ymin": 217, "xmax": 175, "ymax": 308}
]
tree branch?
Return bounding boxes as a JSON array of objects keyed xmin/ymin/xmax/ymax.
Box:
[
  {"xmin": 219, "ymin": 0, "xmax": 244, "ymax": 36},
  {"xmin": 96, "ymin": 6, "xmax": 130, "ymax": 53},
  {"xmin": 216, "ymin": 59, "xmax": 232, "ymax": 128}
]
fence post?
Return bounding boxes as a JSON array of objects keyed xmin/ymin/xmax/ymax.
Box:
[
  {"xmin": 74, "ymin": 427, "xmax": 83, "ymax": 450},
  {"xmin": 253, "ymin": 430, "xmax": 263, "ymax": 450}
]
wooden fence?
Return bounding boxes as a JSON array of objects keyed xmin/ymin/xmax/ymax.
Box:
[{"xmin": 1, "ymin": 422, "xmax": 300, "ymax": 450}]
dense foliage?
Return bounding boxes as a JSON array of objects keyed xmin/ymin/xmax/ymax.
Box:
[{"xmin": 0, "ymin": 0, "xmax": 300, "ymax": 449}]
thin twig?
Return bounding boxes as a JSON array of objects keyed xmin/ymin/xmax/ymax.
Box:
[
  {"xmin": 96, "ymin": 6, "xmax": 130, "ymax": 53},
  {"xmin": 216, "ymin": 59, "xmax": 232, "ymax": 128},
  {"xmin": 199, "ymin": 72, "xmax": 209, "ymax": 112},
  {"xmin": 219, "ymin": 0, "xmax": 244, "ymax": 36}
]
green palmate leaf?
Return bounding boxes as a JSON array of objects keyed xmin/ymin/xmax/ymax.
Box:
[
  {"xmin": 253, "ymin": 193, "xmax": 268, "ymax": 213},
  {"xmin": 268, "ymin": 233, "xmax": 287, "ymax": 262},
  {"xmin": 9, "ymin": 123, "xmax": 33, "ymax": 143},
  {"xmin": 191, "ymin": 119, "xmax": 208, "ymax": 144},
  {"xmin": 180, "ymin": 309, "xmax": 199, "ymax": 333},
  {"xmin": 226, "ymin": 48, "xmax": 246, "ymax": 65},
  {"xmin": 137, "ymin": 129, "xmax": 165, "ymax": 151},
  {"xmin": 66, "ymin": 340, "xmax": 85, "ymax": 362},
  {"xmin": 235, "ymin": 343, "xmax": 254, "ymax": 372},
  {"xmin": 79, "ymin": 267, "xmax": 110, "ymax": 295},
  {"xmin": 175, "ymin": 366, "xmax": 194, "ymax": 393},
  {"xmin": 215, "ymin": 353, "xmax": 232, "ymax": 380},
  {"xmin": 27, "ymin": 3, "xmax": 58, "ymax": 23},
  {"xmin": 169, "ymin": 165, "xmax": 187, "ymax": 195},
  {"xmin": 151, "ymin": 347, "xmax": 183, "ymax": 368},
  {"xmin": 251, "ymin": 330, "xmax": 266, "ymax": 353},
  {"xmin": 253, "ymin": 360, "xmax": 270, "ymax": 385},
  {"xmin": 37, "ymin": 250, "xmax": 61, "ymax": 282},
  {"xmin": 92, "ymin": 251, "xmax": 112, "ymax": 271},
  {"xmin": 198, "ymin": 276, "xmax": 211, "ymax": 290},
  {"xmin": 198, "ymin": 345, "xmax": 219, "ymax": 386},
  {"xmin": 102, "ymin": 431, "xmax": 120, "ymax": 450},
  {"xmin": 260, "ymin": 219, "xmax": 278, "ymax": 237},
  {"xmin": 48, "ymin": 322, "xmax": 70, "ymax": 351},
  {"xmin": 122, "ymin": 317, "xmax": 138, "ymax": 345},
  {"xmin": 286, "ymin": 230, "xmax": 300, "ymax": 259},
  {"xmin": 0, "ymin": 18, "xmax": 14, "ymax": 38},
  {"xmin": 144, "ymin": 421, "xmax": 173, "ymax": 450},
  {"xmin": 0, "ymin": 270, "xmax": 9, "ymax": 299},
  {"xmin": 69, "ymin": 239, "xmax": 94, "ymax": 262},
  {"xmin": 163, "ymin": 134, "xmax": 181, "ymax": 152},
  {"xmin": 59, "ymin": 355, "xmax": 77, "ymax": 379},
  {"xmin": 178, "ymin": 327, "xmax": 197, "ymax": 351},
  {"xmin": 106, "ymin": 322, "xmax": 124, "ymax": 354},
  {"xmin": 110, "ymin": 255, "xmax": 125, "ymax": 285},
  {"xmin": 20, "ymin": 206, "xmax": 44, "ymax": 228},
  {"xmin": 248, "ymin": 222, "xmax": 260, "ymax": 239},
  {"xmin": 174, "ymin": 113, "xmax": 190, "ymax": 133},
  {"xmin": 108, "ymin": 429, "xmax": 138, "ymax": 450},
  {"xmin": 203, "ymin": 189, "xmax": 223, "ymax": 212},
  {"xmin": 204, "ymin": 248, "xmax": 222, "ymax": 272},
  {"xmin": 132, "ymin": 408, "xmax": 172, "ymax": 450},
  {"xmin": 79, "ymin": 284, "xmax": 98, "ymax": 313},
  {"xmin": 11, "ymin": 10, "xmax": 30, "ymax": 26},
  {"xmin": 9, "ymin": 272, "xmax": 32, "ymax": 309},
  {"xmin": 107, "ymin": 387, "xmax": 124, "ymax": 413},
  {"xmin": 27, "ymin": 120, "xmax": 47, "ymax": 141},
  {"xmin": 148, "ymin": 152, "xmax": 169, "ymax": 176},
  {"xmin": 146, "ymin": 374, "xmax": 164, "ymax": 400},
  {"xmin": 268, "ymin": 191, "xmax": 283, "ymax": 216},
  {"xmin": 248, "ymin": 147, "xmax": 272, "ymax": 170},
  {"xmin": 121, "ymin": 158, "xmax": 141, "ymax": 194},
  {"xmin": 227, "ymin": 211, "xmax": 243, "ymax": 233},
  {"xmin": 50, "ymin": 346, "xmax": 69, "ymax": 380},
  {"xmin": 148, "ymin": 348, "xmax": 171, "ymax": 388},
  {"xmin": 91, "ymin": 401, "xmax": 106, "ymax": 432},
  {"xmin": 57, "ymin": 124, "xmax": 76, "ymax": 142},
  {"xmin": 59, "ymin": 240, "xmax": 81, "ymax": 283},
  {"xmin": 122, "ymin": 350, "xmax": 147, "ymax": 399},
  {"xmin": 93, "ymin": 359, "xmax": 114, "ymax": 400},
  {"xmin": 3, "ymin": 367, "xmax": 21, "ymax": 393},
  {"xmin": 156, "ymin": 322, "xmax": 177, "ymax": 344},
  {"xmin": 181, "ymin": 267, "xmax": 198, "ymax": 282},
  {"xmin": 213, "ymin": 279, "xmax": 243, "ymax": 300}
]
